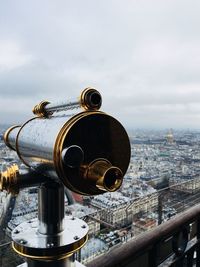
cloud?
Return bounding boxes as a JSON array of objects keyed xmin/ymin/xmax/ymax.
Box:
[
  {"xmin": 0, "ymin": 0, "xmax": 200, "ymax": 129},
  {"xmin": 0, "ymin": 40, "xmax": 33, "ymax": 71}
]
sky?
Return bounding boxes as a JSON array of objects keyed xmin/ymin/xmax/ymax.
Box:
[{"xmin": 0, "ymin": 0, "xmax": 200, "ymax": 129}]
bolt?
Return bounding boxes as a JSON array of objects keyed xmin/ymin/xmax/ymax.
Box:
[
  {"xmin": 20, "ymin": 239, "xmax": 27, "ymax": 245},
  {"xmin": 74, "ymin": 236, "xmax": 79, "ymax": 240},
  {"xmin": 47, "ymin": 243, "xmax": 54, "ymax": 247},
  {"xmin": 71, "ymin": 217, "xmax": 75, "ymax": 220},
  {"xmin": 81, "ymin": 225, "xmax": 86, "ymax": 229},
  {"xmin": 14, "ymin": 229, "xmax": 19, "ymax": 234}
]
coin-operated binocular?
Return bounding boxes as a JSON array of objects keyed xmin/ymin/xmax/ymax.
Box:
[{"xmin": 1, "ymin": 88, "xmax": 130, "ymax": 267}]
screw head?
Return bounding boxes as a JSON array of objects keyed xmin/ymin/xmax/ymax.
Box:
[
  {"xmin": 20, "ymin": 239, "xmax": 27, "ymax": 244},
  {"xmin": 47, "ymin": 243, "xmax": 54, "ymax": 247},
  {"xmin": 74, "ymin": 236, "xmax": 79, "ymax": 240}
]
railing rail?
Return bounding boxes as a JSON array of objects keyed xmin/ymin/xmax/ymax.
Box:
[{"xmin": 87, "ymin": 204, "xmax": 200, "ymax": 267}]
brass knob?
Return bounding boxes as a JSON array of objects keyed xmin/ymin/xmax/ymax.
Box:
[
  {"xmin": 0, "ymin": 164, "xmax": 19, "ymax": 195},
  {"xmin": 62, "ymin": 145, "xmax": 84, "ymax": 168}
]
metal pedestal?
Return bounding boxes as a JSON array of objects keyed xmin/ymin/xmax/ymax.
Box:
[
  {"xmin": 12, "ymin": 181, "xmax": 88, "ymax": 267},
  {"xmin": 18, "ymin": 259, "xmax": 86, "ymax": 267}
]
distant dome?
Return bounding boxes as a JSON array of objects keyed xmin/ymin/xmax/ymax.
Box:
[
  {"xmin": 166, "ymin": 133, "xmax": 173, "ymax": 138},
  {"xmin": 166, "ymin": 130, "xmax": 174, "ymax": 143}
]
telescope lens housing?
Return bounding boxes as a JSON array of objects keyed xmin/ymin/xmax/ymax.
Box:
[{"xmin": 4, "ymin": 111, "xmax": 130, "ymax": 195}]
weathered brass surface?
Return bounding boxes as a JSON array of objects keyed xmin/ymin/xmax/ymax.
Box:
[
  {"xmin": 32, "ymin": 100, "xmax": 50, "ymax": 117},
  {"xmin": 0, "ymin": 164, "xmax": 19, "ymax": 195}
]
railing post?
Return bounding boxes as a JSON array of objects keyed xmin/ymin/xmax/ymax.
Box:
[
  {"xmin": 186, "ymin": 247, "xmax": 195, "ymax": 267},
  {"xmin": 148, "ymin": 245, "xmax": 157, "ymax": 267},
  {"xmin": 196, "ymin": 218, "xmax": 200, "ymax": 267}
]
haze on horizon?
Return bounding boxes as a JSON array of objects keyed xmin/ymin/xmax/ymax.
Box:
[{"xmin": 0, "ymin": 0, "xmax": 200, "ymax": 130}]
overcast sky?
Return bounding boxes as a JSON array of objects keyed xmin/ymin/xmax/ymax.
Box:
[{"xmin": 0, "ymin": 0, "xmax": 200, "ymax": 129}]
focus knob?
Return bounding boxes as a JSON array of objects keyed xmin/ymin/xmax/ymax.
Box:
[{"xmin": 62, "ymin": 146, "xmax": 84, "ymax": 168}]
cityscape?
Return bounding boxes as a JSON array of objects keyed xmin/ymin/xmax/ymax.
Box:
[{"xmin": 1, "ymin": 124, "xmax": 200, "ymax": 266}]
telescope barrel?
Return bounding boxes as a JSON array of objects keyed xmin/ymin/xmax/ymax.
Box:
[
  {"xmin": 4, "ymin": 111, "xmax": 130, "ymax": 195},
  {"xmin": 32, "ymin": 88, "xmax": 102, "ymax": 117}
]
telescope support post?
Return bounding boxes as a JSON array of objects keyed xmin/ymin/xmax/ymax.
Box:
[
  {"xmin": 13, "ymin": 181, "xmax": 87, "ymax": 267},
  {"xmin": 18, "ymin": 257, "xmax": 79, "ymax": 267},
  {"xmin": 38, "ymin": 181, "xmax": 65, "ymax": 235}
]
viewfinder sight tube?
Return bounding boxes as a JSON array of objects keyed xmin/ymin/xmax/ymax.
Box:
[{"xmin": 32, "ymin": 87, "xmax": 102, "ymax": 117}]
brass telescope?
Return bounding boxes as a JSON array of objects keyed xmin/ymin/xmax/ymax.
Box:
[
  {"xmin": 3, "ymin": 88, "xmax": 130, "ymax": 195},
  {"xmin": 1, "ymin": 88, "xmax": 131, "ymax": 267}
]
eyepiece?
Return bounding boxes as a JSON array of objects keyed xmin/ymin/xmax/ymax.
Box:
[
  {"xmin": 90, "ymin": 92, "xmax": 101, "ymax": 106},
  {"xmin": 85, "ymin": 159, "xmax": 123, "ymax": 192},
  {"xmin": 102, "ymin": 167, "xmax": 123, "ymax": 192},
  {"xmin": 80, "ymin": 88, "xmax": 102, "ymax": 111},
  {"xmin": 83, "ymin": 89, "xmax": 102, "ymax": 110}
]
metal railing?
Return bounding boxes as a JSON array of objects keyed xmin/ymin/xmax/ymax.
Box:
[{"xmin": 87, "ymin": 204, "xmax": 200, "ymax": 267}]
